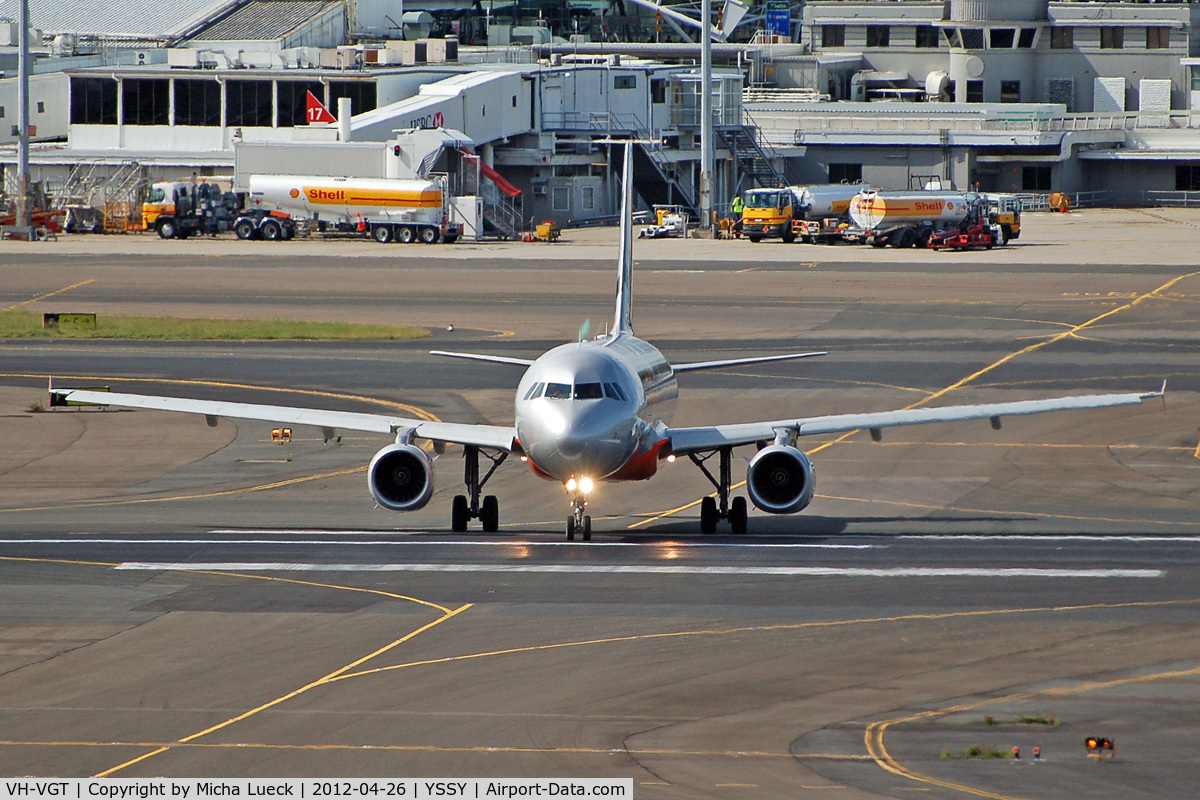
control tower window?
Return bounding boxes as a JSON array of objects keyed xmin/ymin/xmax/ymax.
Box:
[
  {"xmin": 822, "ymin": 25, "xmax": 845, "ymax": 48},
  {"xmin": 1147, "ymin": 27, "xmax": 1170, "ymax": 49},
  {"xmin": 867, "ymin": 26, "xmax": 889, "ymax": 48},
  {"xmin": 122, "ymin": 79, "xmax": 169, "ymax": 125},
  {"xmin": 1051, "ymin": 27, "xmax": 1073, "ymax": 49},
  {"xmin": 70, "ymin": 77, "xmax": 117, "ymax": 125},
  {"xmin": 915, "ymin": 26, "xmax": 938, "ymax": 48},
  {"xmin": 225, "ymin": 80, "xmax": 273, "ymax": 127},
  {"xmin": 1101, "ymin": 27, "xmax": 1124, "ymax": 50},
  {"xmin": 175, "ymin": 79, "xmax": 221, "ymax": 126},
  {"xmin": 990, "ymin": 28, "xmax": 1015, "ymax": 49}
]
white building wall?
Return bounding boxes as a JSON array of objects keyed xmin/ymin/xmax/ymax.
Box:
[{"xmin": 0, "ymin": 71, "xmax": 68, "ymax": 144}]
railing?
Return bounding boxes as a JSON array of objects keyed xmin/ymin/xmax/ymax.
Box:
[
  {"xmin": 1014, "ymin": 190, "xmax": 1112, "ymax": 210},
  {"xmin": 540, "ymin": 111, "xmax": 654, "ymax": 133},
  {"xmin": 1142, "ymin": 190, "xmax": 1200, "ymax": 207},
  {"xmin": 764, "ymin": 110, "xmax": 1200, "ymax": 140}
]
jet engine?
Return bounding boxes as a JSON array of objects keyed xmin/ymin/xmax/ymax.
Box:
[
  {"xmin": 368, "ymin": 442, "xmax": 434, "ymax": 511},
  {"xmin": 746, "ymin": 445, "xmax": 816, "ymax": 514}
]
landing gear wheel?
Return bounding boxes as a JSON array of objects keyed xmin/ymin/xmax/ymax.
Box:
[
  {"xmin": 398, "ymin": 226, "xmax": 416, "ymax": 244},
  {"xmin": 235, "ymin": 220, "xmax": 256, "ymax": 240},
  {"xmin": 373, "ymin": 225, "xmax": 394, "ymax": 244},
  {"xmin": 419, "ymin": 226, "xmax": 440, "ymax": 244},
  {"xmin": 480, "ymin": 495, "xmax": 499, "ymax": 533},
  {"xmin": 451, "ymin": 495, "xmax": 469, "ymax": 532},
  {"xmin": 582, "ymin": 515, "xmax": 592, "ymax": 542},
  {"xmin": 566, "ymin": 517, "xmax": 576, "ymax": 541},
  {"xmin": 700, "ymin": 496, "xmax": 718, "ymax": 535},
  {"xmin": 729, "ymin": 496, "xmax": 748, "ymax": 535}
]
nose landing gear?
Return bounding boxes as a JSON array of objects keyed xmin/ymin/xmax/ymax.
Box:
[{"xmin": 565, "ymin": 492, "xmax": 592, "ymax": 541}]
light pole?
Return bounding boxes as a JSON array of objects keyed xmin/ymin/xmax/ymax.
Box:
[
  {"xmin": 699, "ymin": 0, "xmax": 713, "ymax": 231},
  {"xmin": 16, "ymin": 0, "xmax": 31, "ymax": 238}
]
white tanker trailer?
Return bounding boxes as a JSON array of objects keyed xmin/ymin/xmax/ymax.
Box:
[
  {"xmin": 847, "ymin": 190, "xmax": 985, "ymax": 248},
  {"xmin": 247, "ymin": 174, "xmax": 463, "ymax": 244}
]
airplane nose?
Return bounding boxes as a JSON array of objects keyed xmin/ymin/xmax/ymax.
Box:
[{"xmin": 557, "ymin": 438, "xmax": 585, "ymax": 458}]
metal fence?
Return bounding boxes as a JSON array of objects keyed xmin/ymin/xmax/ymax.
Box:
[{"xmin": 1142, "ymin": 190, "xmax": 1200, "ymax": 208}]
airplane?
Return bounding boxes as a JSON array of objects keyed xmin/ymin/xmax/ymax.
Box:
[{"xmin": 51, "ymin": 144, "xmax": 1164, "ymax": 541}]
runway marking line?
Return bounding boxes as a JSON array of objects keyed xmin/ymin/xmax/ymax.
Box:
[
  {"xmin": 0, "ymin": 466, "xmax": 367, "ymax": 514},
  {"xmin": 631, "ymin": 268, "xmax": 1200, "ymax": 530},
  {"xmin": 864, "ymin": 663, "xmax": 1200, "ymax": 800},
  {"xmin": 0, "ymin": 556, "xmax": 468, "ymax": 776},
  {"xmin": 94, "ymin": 603, "xmax": 474, "ymax": 777},
  {"xmin": 327, "ymin": 597, "xmax": 1200, "ymax": 684},
  {"xmin": 815, "ymin": 491, "xmax": 1200, "ymax": 529},
  {"xmin": 0, "ymin": 564, "xmax": 1195, "ymax": 771},
  {"xmin": 2, "ymin": 279, "xmax": 96, "ymax": 312},
  {"xmin": 0, "ymin": 737, "xmax": 869, "ymax": 762}
]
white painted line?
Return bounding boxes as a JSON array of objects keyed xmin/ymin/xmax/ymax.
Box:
[
  {"xmin": 0, "ymin": 537, "xmax": 877, "ymax": 550},
  {"xmin": 896, "ymin": 535, "xmax": 1200, "ymax": 544},
  {"xmin": 113, "ymin": 563, "xmax": 1164, "ymax": 578}
]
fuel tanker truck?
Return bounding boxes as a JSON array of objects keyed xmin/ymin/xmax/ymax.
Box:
[
  {"xmin": 739, "ymin": 184, "xmax": 864, "ymax": 243},
  {"xmin": 846, "ymin": 190, "xmax": 1021, "ymax": 248},
  {"xmin": 246, "ymin": 175, "xmax": 463, "ymax": 244}
]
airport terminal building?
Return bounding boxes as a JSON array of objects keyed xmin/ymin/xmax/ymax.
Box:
[{"xmin": 5, "ymin": 0, "xmax": 1200, "ymax": 226}]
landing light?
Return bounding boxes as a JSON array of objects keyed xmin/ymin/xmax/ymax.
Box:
[
  {"xmin": 666, "ymin": 454, "xmax": 676, "ymax": 463},
  {"xmin": 579, "ymin": 476, "xmax": 594, "ymax": 494},
  {"xmin": 566, "ymin": 477, "xmax": 577, "ymax": 492}
]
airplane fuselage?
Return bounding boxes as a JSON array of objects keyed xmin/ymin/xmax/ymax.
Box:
[{"xmin": 515, "ymin": 333, "xmax": 677, "ymax": 483}]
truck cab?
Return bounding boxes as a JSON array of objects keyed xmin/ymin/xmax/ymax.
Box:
[
  {"xmin": 740, "ymin": 187, "xmax": 800, "ymax": 243},
  {"xmin": 985, "ymin": 194, "xmax": 1022, "ymax": 244},
  {"xmin": 141, "ymin": 182, "xmax": 187, "ymax": 228}
]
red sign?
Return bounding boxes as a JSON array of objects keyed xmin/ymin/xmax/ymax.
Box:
[{"xmin": 305, "ymin": 91, "xmax": 336, "ymax": 124}]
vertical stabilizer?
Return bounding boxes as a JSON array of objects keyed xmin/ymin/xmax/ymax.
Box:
[{"xmin": 614, "ymin": 142, "xmax": 635, "ymax": 336}]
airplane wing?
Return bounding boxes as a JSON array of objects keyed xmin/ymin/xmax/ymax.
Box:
[
  {"xmin": 673, "ymin": 351, "xmax": 827, "ymax": 373},
  {"xmin": 52, "ymin": 389, "xmax": 518, "ymax": 451},
  {"xmin": 430, "ymin": 350, "xmax": 535, "ymax": 367},
  {"xmin": 666, "ymin": 387, "xmax": 1164, "ymax": 456}
]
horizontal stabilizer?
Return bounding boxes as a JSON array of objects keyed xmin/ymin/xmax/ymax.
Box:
[
  {"xmin": 673, "ymin": 351, "xmax": 827, "ymax": 373},
  {"xmin": 430, "ymin": 350, "xmax": 535, "ymax": 367}
]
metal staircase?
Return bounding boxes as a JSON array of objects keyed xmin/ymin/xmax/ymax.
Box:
[
  {"xmin": 619, "ymin": 142, "xmax": 698, "ymax": 218},
  {"xmin": 718, "ymin": 123, "xmax": 785, "ymax": 192}
]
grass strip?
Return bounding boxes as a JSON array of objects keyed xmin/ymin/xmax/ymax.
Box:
[
  {"xmin": 940, "ymin": 745, "xmax": 1014, "ymax": 759},
  {"xmin": 0, "ymin": 311, "xmax": 429, "ymax": 341}
]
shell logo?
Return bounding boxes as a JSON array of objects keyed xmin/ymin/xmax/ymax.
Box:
[
  {"xmin": 290, "ymin": 188, "xmax": 301, "ymax": 199},
  {"xmin": 946, "ymin": 202, "xmax": 954, "ymax": 211}
]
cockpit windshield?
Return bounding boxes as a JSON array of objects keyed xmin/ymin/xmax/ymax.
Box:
[
  {"xmin": 545, "ymin": 383, "xmax": 572, "ymax": 399},
  {"xmin": 573, "ymin": 383, "xmax": 603, "ymax": 400}
]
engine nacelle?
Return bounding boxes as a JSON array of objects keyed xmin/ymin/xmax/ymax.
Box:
[
  {"xmin": 368, "ymin": 443, "xmax": 434, "ymax": 511},
  {"xmin": 746, "ymin": 445, "xmax": 816, "ymax": 514}
]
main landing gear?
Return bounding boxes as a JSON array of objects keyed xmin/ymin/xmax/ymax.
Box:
[
  {"xmin": 451, "ymin": 445, "xmax": 507, "ymax": 532},
  {"xmin": 689, "ymin": 447, "xmax": 748, "ymax": 535}
]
